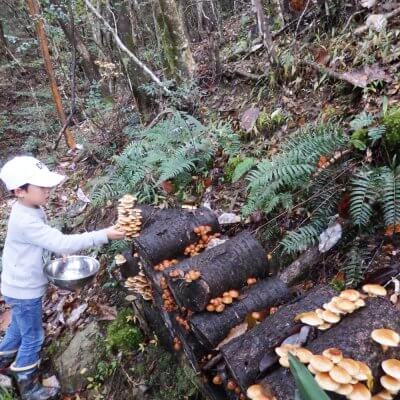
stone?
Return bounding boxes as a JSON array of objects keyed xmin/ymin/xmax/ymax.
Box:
[{"xmin": 54, "ymin": 321, "xmax": 102, "ymax": 393}]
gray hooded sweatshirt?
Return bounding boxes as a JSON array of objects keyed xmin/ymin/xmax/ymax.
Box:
[{"xmin": 1, "ymin": 201, "xmax": 109, "ymax": 299}]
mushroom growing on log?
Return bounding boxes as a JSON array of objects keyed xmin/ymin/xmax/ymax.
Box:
[
  {"xmin": 190, "ymin": 278, "xmax": 290, "ymax": 349},
  {"xmin": 260, "ymin": 296, "xmax": 400, "ymax": 400},
  {"xmin": 167, "ymin": 232, "xmax": 270, "ymax": 312},
  {"xmin": 220, "ymin": 285, "xmax": 337, "ymax": 389},
  {"xmin": 133, "ymin": 207, "xmax": 220, "ymax": 267}
]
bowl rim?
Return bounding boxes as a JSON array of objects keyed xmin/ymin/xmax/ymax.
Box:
[{"xmin": 44, "ymin": 255, "xmax": 100, "ymax": 281}]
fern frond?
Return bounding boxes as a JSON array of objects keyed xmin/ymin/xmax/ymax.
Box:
[
  {"xmin": 350, "ymin": 112, "xmax": 375, "ymax": 131},
  {"xmin": 380, "ymin": 166, "xmax": 400, "ymax": 227},
  {"xmin": 341, "ymin": 244, "xmax": 368, "ymax": 287},
  {"xmin": 281, "ymin": 222, "xmax": 324, "ymax": 254},
  {"xmin": 232, "ymin": 158, "xmax": 257, "ymax": 182}
]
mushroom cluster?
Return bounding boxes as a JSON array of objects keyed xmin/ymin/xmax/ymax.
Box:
[
  {"xmin": 206, "ymin": 290, "xmax": 240, "ymax": 313},
  {"xmin": 274, "ymin": 345, "xmax": 373, "ymax": 399},
  {"xmin": 116, "ymin": 195, "xmax": 142, "ymax": 239},
  {"xmin": 374, "ymin": 359, "xmax": 400, "ymax": 399},
  {"xmin": 124, "ymin": 272, "xmax": 153, "ymax": 301},
  {"xmin": 154, "ymin": 258, "xmax": 179, "ymax": 272},
  {"xmin": 184, "ymin": 226, "xmax": 221, "ymax": 257},
  {"xmin": 184, "ymin": 270, "xmax": 201, "ymax": 282},
  {"xmin": 246, "ymin": 384, "xmax": 276, "ymax": 400},
  {"xmin": 162, "ymin": 287, "xmax": 177, "ymax": 312},
  {"xmin": 114, "ymin": 254, "xmax": 127, "ymax": 266},
  {"xmin": 175, "ymin": 315, "xmax": 190, "ymax": 331},
  {"xmin": 296, "ymin": 289, "xmax": 366, "ymax": 331},
  {"xmin": 362, "ymin": 284, "xmax": 387, "ymax": 297}
]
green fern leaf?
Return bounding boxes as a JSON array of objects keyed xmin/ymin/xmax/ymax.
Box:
[{"xmin": 232, "ymin": 158, "xmax": 257, "ymax": 182}]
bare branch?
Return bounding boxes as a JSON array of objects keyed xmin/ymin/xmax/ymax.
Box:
[{"xmin": 83, "ymin": 0, "xmax": 171, "ymax": 95}]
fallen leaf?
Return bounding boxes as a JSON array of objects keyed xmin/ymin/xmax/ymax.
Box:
[
  {"xmin": 342, "ymin": 64, "xmax": 391, "ymax": 88},
  {"xmin": 97, "ymin": 304, "xmax": 117, "ymax": 321},
  {"xmin": 66, "ymin": 303, "xmax": 88, "ymax": 326}
]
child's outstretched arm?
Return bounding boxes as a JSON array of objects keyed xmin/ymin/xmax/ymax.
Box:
[{"xmin": 21, "ymin": 217, "xmax": 125, "ymax": 255}]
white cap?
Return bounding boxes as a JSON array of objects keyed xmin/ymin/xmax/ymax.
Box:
[{"xmin": 0, "ymin": 156, "xmax": 66, "ymax": 190}]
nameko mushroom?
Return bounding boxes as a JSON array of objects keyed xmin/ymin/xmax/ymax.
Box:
[{"xmin": 371, "ymin": 329, "xmax": 400, "ymax": 352}]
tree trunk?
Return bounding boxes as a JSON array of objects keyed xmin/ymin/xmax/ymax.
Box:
[
  {"xmin": 0, "ymin": 20, "xmax": 11, "ymax": 61},
  {"xmin": 155, "ymin": 0, "xmax": 196, "ymax": 81},
  {"xmin": 116, "ymin": 2, "xmax": 153, "ymax": 119},
  {"xmin": 190, "ymin": 278, "xmax": 290, "ymax": 349},
  {"xmin": 220, "ymin": 285, "xmax": 337, "ymax": 389},
  {"xmin": 167, "ymin": 232, "xmax": 270, "ymax": 312},
  {"xmin": 261, "ymin": 296, "xmax": 400, "ymax": 399},
  {"xmin": 251, "ymin": 0, "xmax": 276, "ymax": 62},
  {"xmin": 26, "ymin": 0, "xmax": 76, "ymax": 149},
  {"xmin": 57, "ymin": 18, "xmax": 101, "ymax": 83}
]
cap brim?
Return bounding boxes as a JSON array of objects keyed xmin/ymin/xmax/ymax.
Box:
[{"xmin": 27, "ymin": 170, "xmax": 66, "ymax": 188}]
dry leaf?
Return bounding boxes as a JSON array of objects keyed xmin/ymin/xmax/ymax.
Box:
[
  {"xmin": 240, "ymin": 107, "xmax": 260, "ymax": 133},
  {"xmin": 66, "ymin": 303, "xmax": 88, "ymax": 326},
  {"xmin": 341, "ymin": 64, "xmax": 391, "ymax": 88},
  {"xmin": 366, "ymin": 14, "xmax": 387, "ymax": 32}
]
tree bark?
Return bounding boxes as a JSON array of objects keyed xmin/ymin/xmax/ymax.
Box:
[
  {"xmin": 190, "ymin": 278, "xmax": 290, "ymax": 349},
  {"xmin": 155, "ymin": 0, "xmax": 196, "ymax": 81},
  {"xmin": 220, "ymin": 285, "xmax": 337, "ymax": 389},
  {"xmin": 0, "ymin": 20, "xmax": 11, "ymax": 61},
  {"xmin": 261, "ymin": 296, "xmax": 400, "ymax": 399},
  {"xmin": 251, "ymin": 0, "xmax": 276, "ymax": 61},
  {"xmin": 167, "ymin": 232, "xmax": 270, "ymax": 312},
  {"xmin": 26, "ymin": 0, "xmax": 76, "ymax": 149}
]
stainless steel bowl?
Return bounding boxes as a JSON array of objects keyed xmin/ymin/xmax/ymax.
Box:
[{"xmin": 44, "ymin": 256, "xmax": 100, "ymax": 290}]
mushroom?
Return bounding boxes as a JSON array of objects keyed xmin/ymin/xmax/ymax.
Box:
[
  {"xmin": 274, "ymin": 344, "xmax": 299, "ymax": 358},
  {"xmin": 212, "ymin": 375, "xmax": 222, "ymax": 385},
  {"xmin": 247, "ymin": 277, "xmax": 257, "ymax": 285},
  {"xmin": 294, "ymin": 348, "xmax": 313, "ymax": 364},
  {"xmin": 226, "ymin": 380, "xmax": 237, "ymax": 391},
  {"xmin": 279, "ymin": 356, "xmax": 290, "ymax": 368},
  {"xmin": 329, "ymin": 365, "xmax": 352, "ymax": 384},
  {"xmin": 322, "ymin": 348, "xmax": 343, "ymax": 364},
  {"xmin": 362, "ymin": 284, "xmax": 387, "ymax": 297},
  {"xmin": 222, "ymin": 296, "xmax": 233, "ymax": 305},
  {"xmin": 321, "ymin": 310, "xmax": 341, "ymax": 324},
  {"xmin": 115, "ymin": 254, "xmax": 127, "ymax": 266},
  {"xmin": 336, "ymin": 383, "xmax": 354, "ymax": 396},
  {"xmin": 296, "ymin": 311, "xmax": 324, "ymax": 326},
  {"xmin": 371, "ymin": 329, "xmax": 400, "ymax": 351},
  {"xmin": 372, "ymin": 390, "xmax": 393, "ymax": 400},
  {"xmin": 340, "ymin": 289, "xmax": 361, "ymax": 302},
  {"xmin": 318, "ymin": 323, "xmax": 332, "ymax": 331},
  {"xmin": 333, "ymin": 297, "xmax": 357, "ymax": 313},
  {"xmin": 355, "ymin": 361, "xmax": 372, "ymax": 381},
  {"xmin": 315, "ymin": 372, "xmax": 340, "ymax": 392},
  {"xmin": 308, "ymin": 364, "xmax": 318, "ymax": 374},
  {"xmin": 381, "ymin": 375, "xmax": 400, "ymax": 395},
  {"xmin": 323, "ymin": 301, "xmax": 346, "ymax": 315},
  {"xmin": 347, "ymin": 383, "xmax": 371, "ymax": 400},
  {"xmin": 246, "ymin": 385, "xmax": 264, "ymax": 399},
  {"xmin": 382, "ymin": 359, "xmax": 400, "ymax": 381},
  {"xmin": 215, "ymin": 304, "xmax": 225, "ymax": 313},
  {"xmin": 206, "ymin": 304, "xmax": 215, "ymax": 312},
  {"xmin": 309, "ymin": 355, "xmax": 334, "ymax": 373},
  {"xmin": 338, "ymin": 358, "xmax": 360, "ymax": 377},
  {"xmin": 355, "ymin": 298, "xmax": 366, "ymax": 309}
]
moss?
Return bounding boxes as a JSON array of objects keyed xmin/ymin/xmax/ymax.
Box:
[
  {"xmin": 350, "ymin": 128, "xmax": 368, "ymax": 150},
  {"xmin": 224, "ymin": 156, "xmax": 243, "ymax": 182},
  {"xmin": 383, "ymin": 107, "xmax": 400, "ymax": 149},
  {"xmin": 130, "ymin": 345, "xmax": 200, "ymax": 400},
  {"xmin": 106, "ymin": 308, "xmax": 143, "ymax": 353}
]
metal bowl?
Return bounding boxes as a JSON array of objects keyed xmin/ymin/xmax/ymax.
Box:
[{"xmin": 44, "ymin": 256, "xmax": 100, "ymax": 291}]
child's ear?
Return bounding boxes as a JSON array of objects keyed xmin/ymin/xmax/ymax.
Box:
[{"xmin": 14, "ymin": 187, "xmax": 26, "ymax": 198}]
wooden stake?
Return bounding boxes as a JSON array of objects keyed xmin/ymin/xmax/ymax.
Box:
[{"xmin": 26, "ymin": 0, "xmax": 76, "ymax": 150}]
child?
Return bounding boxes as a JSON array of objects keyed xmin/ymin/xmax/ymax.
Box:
[{"xmin": 0, "ymin": 156, "xmax": 125, "ymax": 400}]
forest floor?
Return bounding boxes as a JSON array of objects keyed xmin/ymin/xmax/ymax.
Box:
[{"xmin": 1, "ymin": 6, "xmax": 400, "ymax": 400}]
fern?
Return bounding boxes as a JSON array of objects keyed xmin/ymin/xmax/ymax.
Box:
[
  {"xmin": 341, "ymin": 244, "xmax": 368, "ymax": 287},
  {"xmin": 232, "ymin": 157, "xmax": 257, "ymax": 182},
  {"xmin": 349, "ymin": 112, "xmax": 375, "ymax": 131},
  {"xmin": 91, "ymin": 111, "xmax": 241, "ymax": 205},
  {"xmin": 281, "ymin": 222, "xmax": 324, "ymax": 254},
  {"xmin": 350, "ymin": 170, "xmax": 380, "ymax": 227},
  {"xmin": 244, "ymin": 123, "xmax": 347, "ymax": 216},
  {"xmin": 379, "ymin": 166, "xmax": 400, "ymax": 227}
]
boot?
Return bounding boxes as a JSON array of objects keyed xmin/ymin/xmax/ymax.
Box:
[
  {"xmin": 0, "ymin": 351, "xmax": 16, "ymax": 373},
  {"xmin": 13, "ymin": 367, "xmax": 59, "ymax": 400}
]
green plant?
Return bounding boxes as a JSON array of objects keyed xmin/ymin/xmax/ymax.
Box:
[
  {"xmin": 383, "ymin": 107, "xmax": 400, "ymax": 149},
  {"xmin": 289, "ymin": 353, "xmax": 330, "ymax": 400},
  {"xmin": 341, "ymin": 243, "xmax": 368, "ymax": 287},
  {"xmin": 87, "ymin": 360, "xmax": 117, "ymax": 392},
  {"xmin": 91, "ymin": 112, "xmax": 241, "ymax": 205},
  {"xmin": 106, "ymin": 308, "xmax": 143, "ymax": 353},
  {"xmin": 0, "ymin": 388, "xmax": 16, "ymax": 400},
  {"xmin": 349, "ymin": 112, "xmax": 385, "ymax": 150}
]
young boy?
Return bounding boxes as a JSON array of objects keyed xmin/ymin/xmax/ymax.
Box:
[{"xmin": 0, "ymin": 156, "xmax": 125, "ymax": 400}]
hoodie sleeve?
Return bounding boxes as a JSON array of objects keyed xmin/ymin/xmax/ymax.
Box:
[{"xmin": 21, "ymin": 216, "xmax": 109, "ymax": 255}]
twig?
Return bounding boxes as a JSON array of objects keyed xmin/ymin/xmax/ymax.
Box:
[
  {"xmin": 147, "ymin": 108, "xmax": 175, "ymax": 129},
  {"xmin": 341, "ymin": 10, "xmax": 365, "ymax": 34},
  {"xmin": 355, "ymin": 5, "xmax": 400, "ymax": 35},
  {"xmin": 293, "ymin": 0, "xmax": 312, "ymax": 41},
  {"xmin": 54, "ymin": 0, "xmax": 77, "ymax": 151},
  {"xmin": 83, "ymin": 0, "xmax": 171, "ymax": 95}
]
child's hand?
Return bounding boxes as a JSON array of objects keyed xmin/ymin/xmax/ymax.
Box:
[{"xmin": 106, "ymin": 226, "xmax": 126, "ymax": 241}]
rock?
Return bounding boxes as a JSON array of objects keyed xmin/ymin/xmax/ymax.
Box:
[
  {"xmin": 0, "ymin": 373, "xmax": 13, "ymax": 388},
  {"xmin": 54, "ymin": 322, "xmax": 102, "ymax": 393}
]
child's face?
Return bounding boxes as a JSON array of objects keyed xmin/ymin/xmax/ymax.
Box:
[{"xmin": 14, "ymin": 185, "xmax": 51, "ymax": 207}]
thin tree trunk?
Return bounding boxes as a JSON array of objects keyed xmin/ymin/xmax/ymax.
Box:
[
  {"xmin": 26, "ymin": 0, "xmax": 76, "ymax": 150},
  {"xmin": 155, "ymin": 0, "xmax": 196, "ymax": 81},
  {"xmin": 83, "ymin": 0, "xmax": 171, "ymax": 95},
  {"xmin": 0, "ymin": 20, "xmax": 11, "ymax": 61},
  {"xmin": 252, "ymin": 0, "xmax": 276, "ymax": 62}
]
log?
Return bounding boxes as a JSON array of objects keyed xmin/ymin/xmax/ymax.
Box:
[
  {"xmin": 119, "ymin": 250, "xmax": 140, "ymax": 278},
  {"xmin": 190, "ymin": 278, "xmax": 290, "ymax": 350},
  {"xmin": 167, "ymin": 232, "xmax": 270, "ymax": 312},
  {"xmin": 261, "ymin": 296, "xmax": 400, "ymax": 400},
  {"xmin": 220, "ymin": 285, "xmax": 337, "ymax": 389},
  {"xmin": 133, "ymin": 207, "xmax": 219, "ymax": 267}
]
